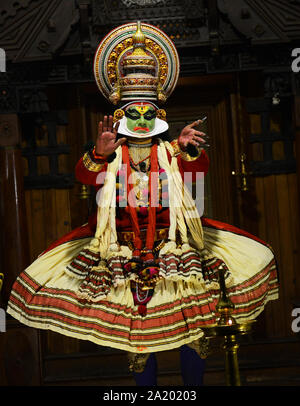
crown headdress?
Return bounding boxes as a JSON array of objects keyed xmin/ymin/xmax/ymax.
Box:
[{"xmin": 93, "ymin": 21, "xmax": 180, "ymax": 105}]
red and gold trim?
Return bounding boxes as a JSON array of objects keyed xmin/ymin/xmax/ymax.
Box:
[
  {"xmin": 7, "ymin": 256, "xmax": 278, "ymax": 353},
  {"xmin": 171, "ymin": 139, "xmax": 202, "ymax": 161}
]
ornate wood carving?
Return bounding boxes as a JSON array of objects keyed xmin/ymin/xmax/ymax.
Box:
[
  {"xmin": 0, "ymin": 0, "xmax": 80, "ymax": 62},
  {"xmin": 220, "ymin": 0, "xmax": 300, "ymax": 43},
  {"xmin": 0, "ymin": 0, "xmax": 299, "ymax": 89},
  {"xmin": 0, "ymin": 0, "xmax": 299, "ymax": 70}
]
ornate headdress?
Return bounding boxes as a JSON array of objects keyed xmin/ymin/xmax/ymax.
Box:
[{"xmin": 93, "ymin": 21, "xmax": 180, "ymax": 106}]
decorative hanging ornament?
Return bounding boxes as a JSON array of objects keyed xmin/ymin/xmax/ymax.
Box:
[
  {"xmin": 93, "ymin": 21, "xmax": 180, "ymax": 105},
  {"xmin": 121, "ymin": 0, "xmax": 166, "ymax": 6}
]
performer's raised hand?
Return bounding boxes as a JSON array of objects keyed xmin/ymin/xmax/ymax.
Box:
[
  {"xmin": 95, "ymin": 115, "xmax": 126, "ymax": 156},
  {"xmin": 178, "ymin": 119, "xmax": 208, "ymax": 151}
]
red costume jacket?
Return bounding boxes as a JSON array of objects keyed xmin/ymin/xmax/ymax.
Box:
[{"xmin": 42, "ymin": 146, "xmax": 268, "ymax": 254}]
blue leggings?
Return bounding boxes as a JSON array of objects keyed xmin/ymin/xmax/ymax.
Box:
[{"xmin": 132, "ymin": 345, "xmax": 206, "ymax": 386}]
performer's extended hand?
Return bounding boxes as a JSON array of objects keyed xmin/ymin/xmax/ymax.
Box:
[
  {"xmin": 95, "ymin": 115, "xmax": 126, "ymax": 156},
  {"xmin": 178, "ymin": 119, "xmax": 208, "ymax": 151}
]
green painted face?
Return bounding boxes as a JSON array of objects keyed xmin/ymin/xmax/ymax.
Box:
[{"xmin": 125, "ymin": 104, "xmax": 156, "ymax": 134}]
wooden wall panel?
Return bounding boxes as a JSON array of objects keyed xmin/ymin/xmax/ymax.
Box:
[
  {"xmin": 25, "ymin": 189, "xmax": 72, "ymax": 261},
  {"xmin": 208, "ymin": 99, "xmax": 238, "ymax": 224},
  {"xmin": 230, "ymin": 102, "xmax": 300, "ymax": 340},
  {"xmin": 23, "ymin": 85, "xmax": 95, "ymax": 261},
  {"xmin": 43, "ymin": 189, "xmax": 58, "ymax": 249},
  {"xmin": 252, "ymin": 172, "xmax": 300, "ymax": 338},
  {"xmin": 229, "ymin": 80, "xmax": 300, "ymax": 341}
]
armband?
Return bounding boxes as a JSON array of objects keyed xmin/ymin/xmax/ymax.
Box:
[
  {"xmin": 171, "ymin": 139, "xmax": 202, "ymax": 161},
  {"xmin": 82, "ymin": 151, "xmax": 106, "ymax": 172}
]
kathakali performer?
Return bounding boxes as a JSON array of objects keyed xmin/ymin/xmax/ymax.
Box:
[{"xmin": 7, "ymin": 22, "xmax": 279, "ymax": 386}]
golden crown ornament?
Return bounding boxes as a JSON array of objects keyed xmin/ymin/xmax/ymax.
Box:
[{"xmin": 93, "ymin": 21, "xmax": 180, "ymax": 106}]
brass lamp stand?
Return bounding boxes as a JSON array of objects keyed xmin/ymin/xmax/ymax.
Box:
[
  {"xmin": 201, "ymin": 267, "xmax": 255, "ymax": 386},
  {"xmin": 78, "ymin": 184, "xmax": 91, "ymax": 200}
]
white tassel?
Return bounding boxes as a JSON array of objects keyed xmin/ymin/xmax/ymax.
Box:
[
  {"xmin": 109, "ymin": 243, "xmax": 119, "ymax": 252},
  {"xmin": 181, "ymin": 243, "xmax": 195, "ymax": 253},
  {"xmin": 89, "ymin": 238, "xmax": 100, "ymax": 249},
  {"xmin": 159, "ymin": 241, "xmax": 177, "ymax": 256},
  {"xmin": 106, "ymin": 245, "xmax": 132, "ymax": 260}
]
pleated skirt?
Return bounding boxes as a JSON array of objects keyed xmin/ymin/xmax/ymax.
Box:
[{"xmin": 7, "ymin": 219, "xmax": 279, "ymax": 354}]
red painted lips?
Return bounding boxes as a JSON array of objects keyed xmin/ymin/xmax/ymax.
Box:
[{"xmin": 134, "ymin": 127, "xmax": 149, "ymax": 132}]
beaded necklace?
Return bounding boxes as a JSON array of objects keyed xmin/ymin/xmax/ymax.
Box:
[
  {"xmin": 129, "ymin": 154, "xmax": 151, "ymax": 173},
  {"xmin": 122, "ymin": 143, "xmax": 158, "ymax": 263}
]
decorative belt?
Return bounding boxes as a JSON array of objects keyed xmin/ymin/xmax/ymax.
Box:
[{"xmin": 117, "ymin": 228, "xmax": 169, "ymax": 242}]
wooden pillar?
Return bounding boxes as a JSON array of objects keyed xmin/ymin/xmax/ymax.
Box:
[
  {"xmin": 0, "ymin": 113, "xmax": 42, "ymax": 386},
  {"xmin": 0, "ymin": 114, "xmax": 30, "ymax": 305}
]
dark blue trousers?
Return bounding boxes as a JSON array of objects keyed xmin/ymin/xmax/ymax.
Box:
[{"xmin": 132, "ymin": 345, "xmax": 206, "ymax": 386}]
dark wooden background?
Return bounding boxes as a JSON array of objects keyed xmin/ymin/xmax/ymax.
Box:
[
  {"xmin": 1, "ymin": 71, "xmax": 300, "ymax": 386},
  {"xmin": 1, "ymin": 0, "xmax": 300, "ymax": 387}
]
